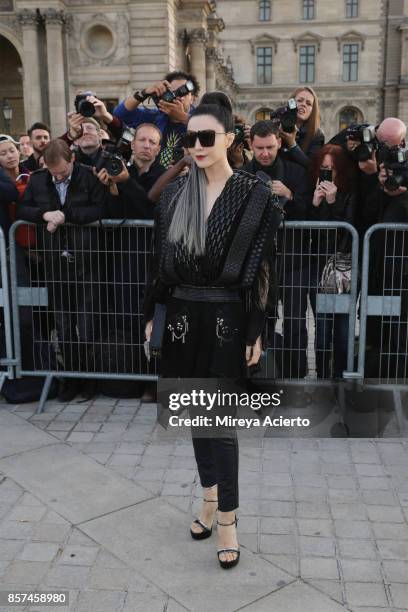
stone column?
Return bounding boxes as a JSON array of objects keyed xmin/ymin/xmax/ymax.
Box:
[
  {"xmin": 17, "ymin": 10, "xmax": 43, "ymax": 128},
  {"xmin": 189, "ymin": 28, "xmax": 207, "ymax": 95},
  {"xmin": 44, "ymin": 9, "xmax": 67, "ymax": 135},
  {"xmin": 205, "ymin": 47, "xmax": 217, "ymax": 92}
]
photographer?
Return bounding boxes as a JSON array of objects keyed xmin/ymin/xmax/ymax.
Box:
[
  {"xmin": 129, "ymin": 123, "xmax": 166, "ymax": 195},
  {"xmin": 278, "ymin": 87, "xmax": 324, "ymax": 170},
  {"xmin": 244, "ymin": 120, "xmax": 313, "ymax": 377},
  {"xmin": 62, "ymin": 117, "xmax": 104, "ymax": 167},
  {"xmin": 113, "ymin": 71, "xmax": 199, "ymax": 167},
  {"xmin": 18, "ymin": 139, "xmax": 110, "ymax": 402},
  {"xmin": 309, "ymin": 144, "xmax": 357, "ymax": 378}
]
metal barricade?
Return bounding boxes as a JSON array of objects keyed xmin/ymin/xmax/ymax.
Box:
[
  {"xmin": 357, "ymin": 223, "xmax": 408, "ymax": 385},
  {"xmin": 0, "ymin": 226, "xmax": 15, "ymax": 387},
  {"xmin": 261, "ymin": 221, "xmax": 360, "ymax": 381},
  {"xmin": 9, "ymin": 220, "xmax": 156, "ymax": 411}
]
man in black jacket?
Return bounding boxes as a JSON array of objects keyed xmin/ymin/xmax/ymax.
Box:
[
  {"xmin": 244, "ymin": 121, "xmax": 313, "ymax": 377},
  {"xmin": 21, "ymin": 123, "xmax": 51, "ymax": 173},
  {"xmin": 18, "ymin": 139, "xmax": 109, "ymax": 400}
]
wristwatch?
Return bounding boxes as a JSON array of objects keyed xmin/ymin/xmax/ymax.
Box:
[{"xmin": 133, "ymin": 89, "xmax": 148, "ymax": 103}]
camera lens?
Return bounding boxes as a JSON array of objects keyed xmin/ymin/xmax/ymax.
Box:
[
  {"xmin": 78, "ymin": 100, "xmax": 95, "ymax": 117},
  {"xmin": 106, "ymin": 158, "xmax": 123, "ymax": 177}
]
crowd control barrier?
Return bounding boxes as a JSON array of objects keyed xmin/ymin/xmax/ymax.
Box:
[
  {"xmin": 0, "ymin": 226, "xmax": 15, "ymax": 387},
  {"xmin": 356, "ymin": 223, "xmax": 408, "ymax": 385},
  {"xmin": 9, "ymin": 220, "xmax": 157, "ymax": 411}
]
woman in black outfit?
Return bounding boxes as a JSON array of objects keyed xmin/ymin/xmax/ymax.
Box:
[
  {"xmin": 280, "ymin": 86, "xmax": 324, "ymax": 169},
  {"xmin": 144, "ymin": 99, "xmax": 282, "ymax": 569},
  {"xmin": 309, "ymin": 144, "xmax": 357, "ymax": 378}
]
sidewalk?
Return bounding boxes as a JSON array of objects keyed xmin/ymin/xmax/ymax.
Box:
[{"xmin": 0, "ymin": 393, "xmax": 407, "ymax": 611}]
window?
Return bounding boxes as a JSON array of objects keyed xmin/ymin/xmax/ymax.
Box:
[
  {"xmin": 257, "ymin": 47, "xmax": 272, "ymax": 84},
  {"xmin": 299, "ymin": 45, "xmax": 315, "ymax": 83},
  {"xmin": 303, "ymin": 0, "xmax": 314, "ymax": 20},
  {"xmin": 255, "ymin": 108, "xmax": 273, "ymax": 121},
  {"xmin": 346, "ymin": 0, "xmax": 358, "ymax": 18},
  {"xmin": 339, "ymin": 106, "xmax": 363, "ymax": 131},
  {"xmin": 343, "ymin": 43, "xmax": 358, "ymax": 81},
  {"xmin": 259, "ymin": 0, "xmax": 271, "ymax": 21}
]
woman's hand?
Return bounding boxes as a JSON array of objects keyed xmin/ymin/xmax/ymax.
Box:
[
  {"xmin": 279, "ymin": 127, "xmax": 297, "ymax": 149},
  {"xmin": 145, "ymin": 320, "xmax": 153, "ymax": 342},
  {"xmin": 312, "ymin": 181, "xmax": 325, "ymax": 207},
  {"xmin": 319, "ymin": 180, "xmax": 337, "ymax": 204},
  {"xmin": 246, "ymin": 336, "xmax": 262, "ymax": 367}
]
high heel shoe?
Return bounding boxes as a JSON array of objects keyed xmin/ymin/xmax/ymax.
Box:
[
  {"xmin": 190, "ymin": 499, "xmax": 218, "ymax": 540},
  {"xmin": 217, "ymin": 516, "xmax": 240, "ymax": 569}
]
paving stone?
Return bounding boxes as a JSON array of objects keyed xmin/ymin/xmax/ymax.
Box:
[
  {"xmin": 0, "ymin": 520, "xmax": 34, "ymax": 540},
  {"xmin": 7, "ymin": 505, "xmax": 47, "ymax": 523},
  {"xmin": 296, "ymin": 502, "xmax": 331, "ymax": 519},
  {"xmin": 366, "ymin": 505, "xmax": 405, "ymax": 523},
  {"xmin": 338, "ymin": 539, "xmax": 378, "ymax": 560},
  {"xmin": 377, "ymin": 539, "xmax": 408, "ymax": 560},
  {"xmin": 330, "ymin": 503, "xmax": 367, "ymax": 521},
  {"xmin": 31, "ymin": 523, "xmax": 71, "ymax": 543},
  {"xmin": 2, "ymin": 560, "xmax": 50, "ymax": 584},
  {"xmin": 362, "ymin": 490, "xmax": 398, "ymax": 506},
  {"xmin": 261, "ymin": 554, "xmax": 298, "ymax": 576},
  {"xmin": 75, "ymin": 589, "xmax": 126, "ymax": 612},
  {"xmin": 0, "ymin": 539, "xmax": 25, "ymax": 560},
  {"xmin": 240, "ymin": 580, "xmax": 348, "ymax": 611},
  {"xmin": 358, "ymin": 476, "xmax": 391, "ymax": 490},
  {"xmin": 297, "ymin": 519, "xmax": 334, "ymax": 538},
  {"xmin": 122, "ymin": 591, "xmax": 169, "ymax": 612},
  {"xmin": 89, "ymin": 566, "xmax": 131, "ymax": 590},
  {"xmin": 355, "ymin": 463, "xmax": 386, "ymax": 476},
  {"xmin": 382, "ymin": 560, "xmax": 408, "ymax": 582},
  {"xmin": 300, "ymin": 557, "xmax": 340, "ymax": 580},
  {"xmin": 334, "ymin": 520, "xmax": 372, "ymax": 539},
  {"xmin": 345, "ymin": 582, "xmax": 388, "ymax": 607},
  {"xmin": 299, "ymin": 536, "xmax": 336, "ymax": 558},
  {"xmin": 44, "ymin": 565, "xmax": 91, "ymax": 588},
  {"xmin": 372, "ymin": 522, "xmax": 408, "ymax": 540},
  {"xmin": 57, "ymin": 545, "xmax": 99, "ymax": 566},
  {"xmin": 294, "ymin": 486, "xmax": 326, "ymax": 502},
  {"xmin": 259, "ymin": 486, "xmax": 294, "ymax": 501},
  {"xmin": 260, "ymin": 518, "xmax": 295, "ymax": 535},
  {"xmin": 17, "ymin": 542, "xmax": 60, "ymax": 562},
  {"xmin": 306, "ymin": 579, "xmax": 344, "ymax": 604},
  {"xmin": 389, "ymin": 582, "xmax": 408, "ymax": 608},
  {"xmin": 340, "ymin": 559, "xmax": 382, "ymax": 582},
  {"xmin": 259, "ymin": 534, "xmax": 296, "ymax": 555}
]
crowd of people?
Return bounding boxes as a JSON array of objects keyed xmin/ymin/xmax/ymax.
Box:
[{"xmin": 0, "ymin": 69, "xmax": 407, "ymax": 400}]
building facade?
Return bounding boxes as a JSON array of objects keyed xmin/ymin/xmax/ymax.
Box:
[
  {"xmin": 0, "ymin": 0, "xmax": 234, "ymax": 136},
  {"xmin": 216, "ymin": 0, "xmax": 408, "ymax": 138},
  {"xmin": 1, "ymin": 0, "xmax": 408, "ymax": 139}
]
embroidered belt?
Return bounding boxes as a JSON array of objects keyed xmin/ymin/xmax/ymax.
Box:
[{"xmin": 173, "ymin": 285, "xmax": 241, "ymax": 303}]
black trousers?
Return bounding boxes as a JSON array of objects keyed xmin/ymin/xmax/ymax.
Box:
[{"xmin": 160, "ymin": 297, "xmax": 246, "ymax": 512}]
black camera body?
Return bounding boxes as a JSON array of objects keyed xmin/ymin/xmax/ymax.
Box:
[
  {"xmin": 94, "ymin": 142, "xmax": 124, "ymax": 177},
  {"xmin": 74, "ymin": 91, "xmax": 96, "ymax": 117},
  {"xmin": 346, "ymin": 124, "xmax": 378, "ymax": 162},
  {"xmin": 152, "ymin": 80, "xmax": 195, "ymax": 106},
  {"xmin": 233, "ymin": 124, "xmax": 250, "ymax": 150},
  {"xmin": 116, "ymin": 126, "xmax": 135, "ymax": 163},
  {"xmin": 379, "ymin": 145, "xmax": 408, "ymax": 191},
  {"xmin": 271, "ymin": 98, "xmax": 298, "ymax": 133}
]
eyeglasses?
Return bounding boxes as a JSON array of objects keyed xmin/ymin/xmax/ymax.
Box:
[{"xmin": 182, "ymin": 130, "xmax": 227, "ymax": 148}]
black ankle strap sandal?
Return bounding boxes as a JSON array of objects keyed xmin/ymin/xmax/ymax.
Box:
[
  {"xmin": 217, "ymin": 517, "xmax": 240, "ymax": 569},
  {"xmin": 190, "ymin": 499, "xmax": 218, "ymax": 541}
]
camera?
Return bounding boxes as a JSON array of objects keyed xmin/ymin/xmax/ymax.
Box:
[
  {"xmin": 379, "ymin": 145, "xmax": 408, "ymax": 191},
  {"xmin": 152, "ymin": 80, "xmax": 195, "ymax": 106},
  {"xmin": 94, "ymin": 142, "xmax": 124, "ymax": 177},
  {"xmin": 271, "ymin": 98, "xmax": 298, "ymax": 133},
  {"xmin": 346, "ymin": 124, "xmax": 378, "ymax": 162},
  {"xmin": 115, "ymin": 125, "xmax": 135, "ymax": 163},
  {"xmin": 74, "ymin": 91, "xmax": 96, "ymax": 117},
  {"xmin": 319, "ymin": 168, "xmax": 333, "ymax": 183},
  {"xmin": 233, "ymin": 124, "xmax": 250, "ymax": 150}
]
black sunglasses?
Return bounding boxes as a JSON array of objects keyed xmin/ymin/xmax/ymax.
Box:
[{"xmin": 182, "ymin": 130, "xmax": 227, "ymax": 148}]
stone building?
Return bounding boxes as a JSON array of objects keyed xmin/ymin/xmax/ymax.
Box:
[
  {"xmin": 0, "ymin": 0, "xmax": 234, "ymax": 136},
  {"xmin": 216, "ymin": 0, "xmax": 408, "ymax": 138},
  {"xmin": 1, "ymin": 0, "xmax": 408, "ymax": 139}
]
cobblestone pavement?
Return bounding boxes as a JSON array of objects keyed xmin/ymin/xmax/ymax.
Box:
[{"xmin": 0, "ymin": 394, "xmax": 407, "ymax": 611}]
